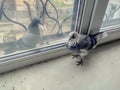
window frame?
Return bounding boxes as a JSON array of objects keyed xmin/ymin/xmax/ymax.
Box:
[{"xmin": 0, "ymin": 43, "xmax": 69, "ymax": 73}]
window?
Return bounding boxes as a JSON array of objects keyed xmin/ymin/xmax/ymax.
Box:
[
  {"xmin": 85, "ymin": 0, "xmax": 120, "ymax": 44},
  {"xmin": 0, "ymin": 0, "xmax": 86, "ymax": 72},
  {"xmin": 99, "ymin": 0, "xmax": 120, "ymax": 43},
  {"xmin": 0, "ymin": 0, "xmax": 74, "ymax": 56},
  {"xmin": 101, "ymin": 0, "xmax": 120, "ymax": 27}
]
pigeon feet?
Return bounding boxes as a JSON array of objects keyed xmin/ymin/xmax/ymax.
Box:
[
  {"xmin": 72, "ymin": 55, "xmax": 83, "ymax": 66},
  {"xmin": 76, "ymin": 59, "xmax": 83, "ymax": 66}
]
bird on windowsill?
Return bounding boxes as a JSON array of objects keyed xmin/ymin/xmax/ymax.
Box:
[{"xmin": 66, "ymin": 31, "xmax": 107, "ymax": 65}]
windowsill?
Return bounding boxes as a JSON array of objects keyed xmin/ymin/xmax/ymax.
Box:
[{"xmin": 0, "ymin": 40, "xmax": 120, "ymax": 90}]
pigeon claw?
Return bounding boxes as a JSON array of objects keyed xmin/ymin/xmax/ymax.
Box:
[{"xmin": 76, "ymin": 59, "xmax": 83, "ymax": 66}]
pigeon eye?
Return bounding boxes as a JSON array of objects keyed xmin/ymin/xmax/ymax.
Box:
[{"xmin": 71, "ymin": 35, "xmax": 76, "ymax": 38}]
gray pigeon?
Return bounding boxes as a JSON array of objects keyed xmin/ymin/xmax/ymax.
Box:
[
  {"xmin": 66, "ymin": 31, "xmax": 107, "ymax": 65},
  {"xmin": 17, "ymin": 17, "xmax": 42, "ymax": 50},
  {"xmin": 3, "ymin": 17, "xmax": 42, "ymax": 54}
]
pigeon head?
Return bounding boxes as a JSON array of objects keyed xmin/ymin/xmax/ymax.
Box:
[
  {"xmin": 66, "ymin": 31, "xmax": 87, "ymax": 48},
  {"xmin": 66, "ymin": 32, "xmax": 80, "ymax": 48},
  {"xmin": 31, "ymin": 17, "xmax": 41, "ymax": 25},
  {"xmin": 68, "ymin": 31, "xmax": 81, "ymax": 41}
]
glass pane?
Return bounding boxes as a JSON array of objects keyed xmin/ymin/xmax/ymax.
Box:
[
  {"xmin": 101, "ymin": 0, "xmax": 120, "ymax": 27},
  {"xmin": 0, "ymin": 0, "xmax": 74, "ymax": 56}
]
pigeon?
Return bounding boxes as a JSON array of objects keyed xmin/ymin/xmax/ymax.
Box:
[
  {"xmin": 3, "ymin": 17, "xmax": 42, "ymax": 54},
  {"xmin": 66, "ymin": 31, "xmax": 107, "ymax": 65}
]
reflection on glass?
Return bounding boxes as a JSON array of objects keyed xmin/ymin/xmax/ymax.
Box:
[
  {"xmin": 101, "ymin": 0, "xmax": 120, "ymax": 27},
  {"xmin": 0, "ymin": 0, "xmax": 74, "ymax": 56}
]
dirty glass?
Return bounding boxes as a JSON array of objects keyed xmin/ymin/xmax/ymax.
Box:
[
  {"xmin": 101, "ymin": 0, "xmax": 120, "ymax": 27},
  {"xmin": 0, "ymin": 0, "xmax": 74, "ymax": 56}
]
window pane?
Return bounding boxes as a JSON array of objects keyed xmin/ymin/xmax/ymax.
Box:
[
  {"xmin": 0, "ymin": 0, "xmax": 74, "ymax": 56},
  {"xmin": 101, "ymin": 0, "xmax": 120, "ymax": 27}
]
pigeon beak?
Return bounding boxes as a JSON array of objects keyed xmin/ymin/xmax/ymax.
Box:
[
  {"xmin": 38, "ymin": 20, "xmax": 43, "ymax": 25},
  {"xmin": 37, "ymin": 18, "xmax": 43, "ymax": 25}
]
